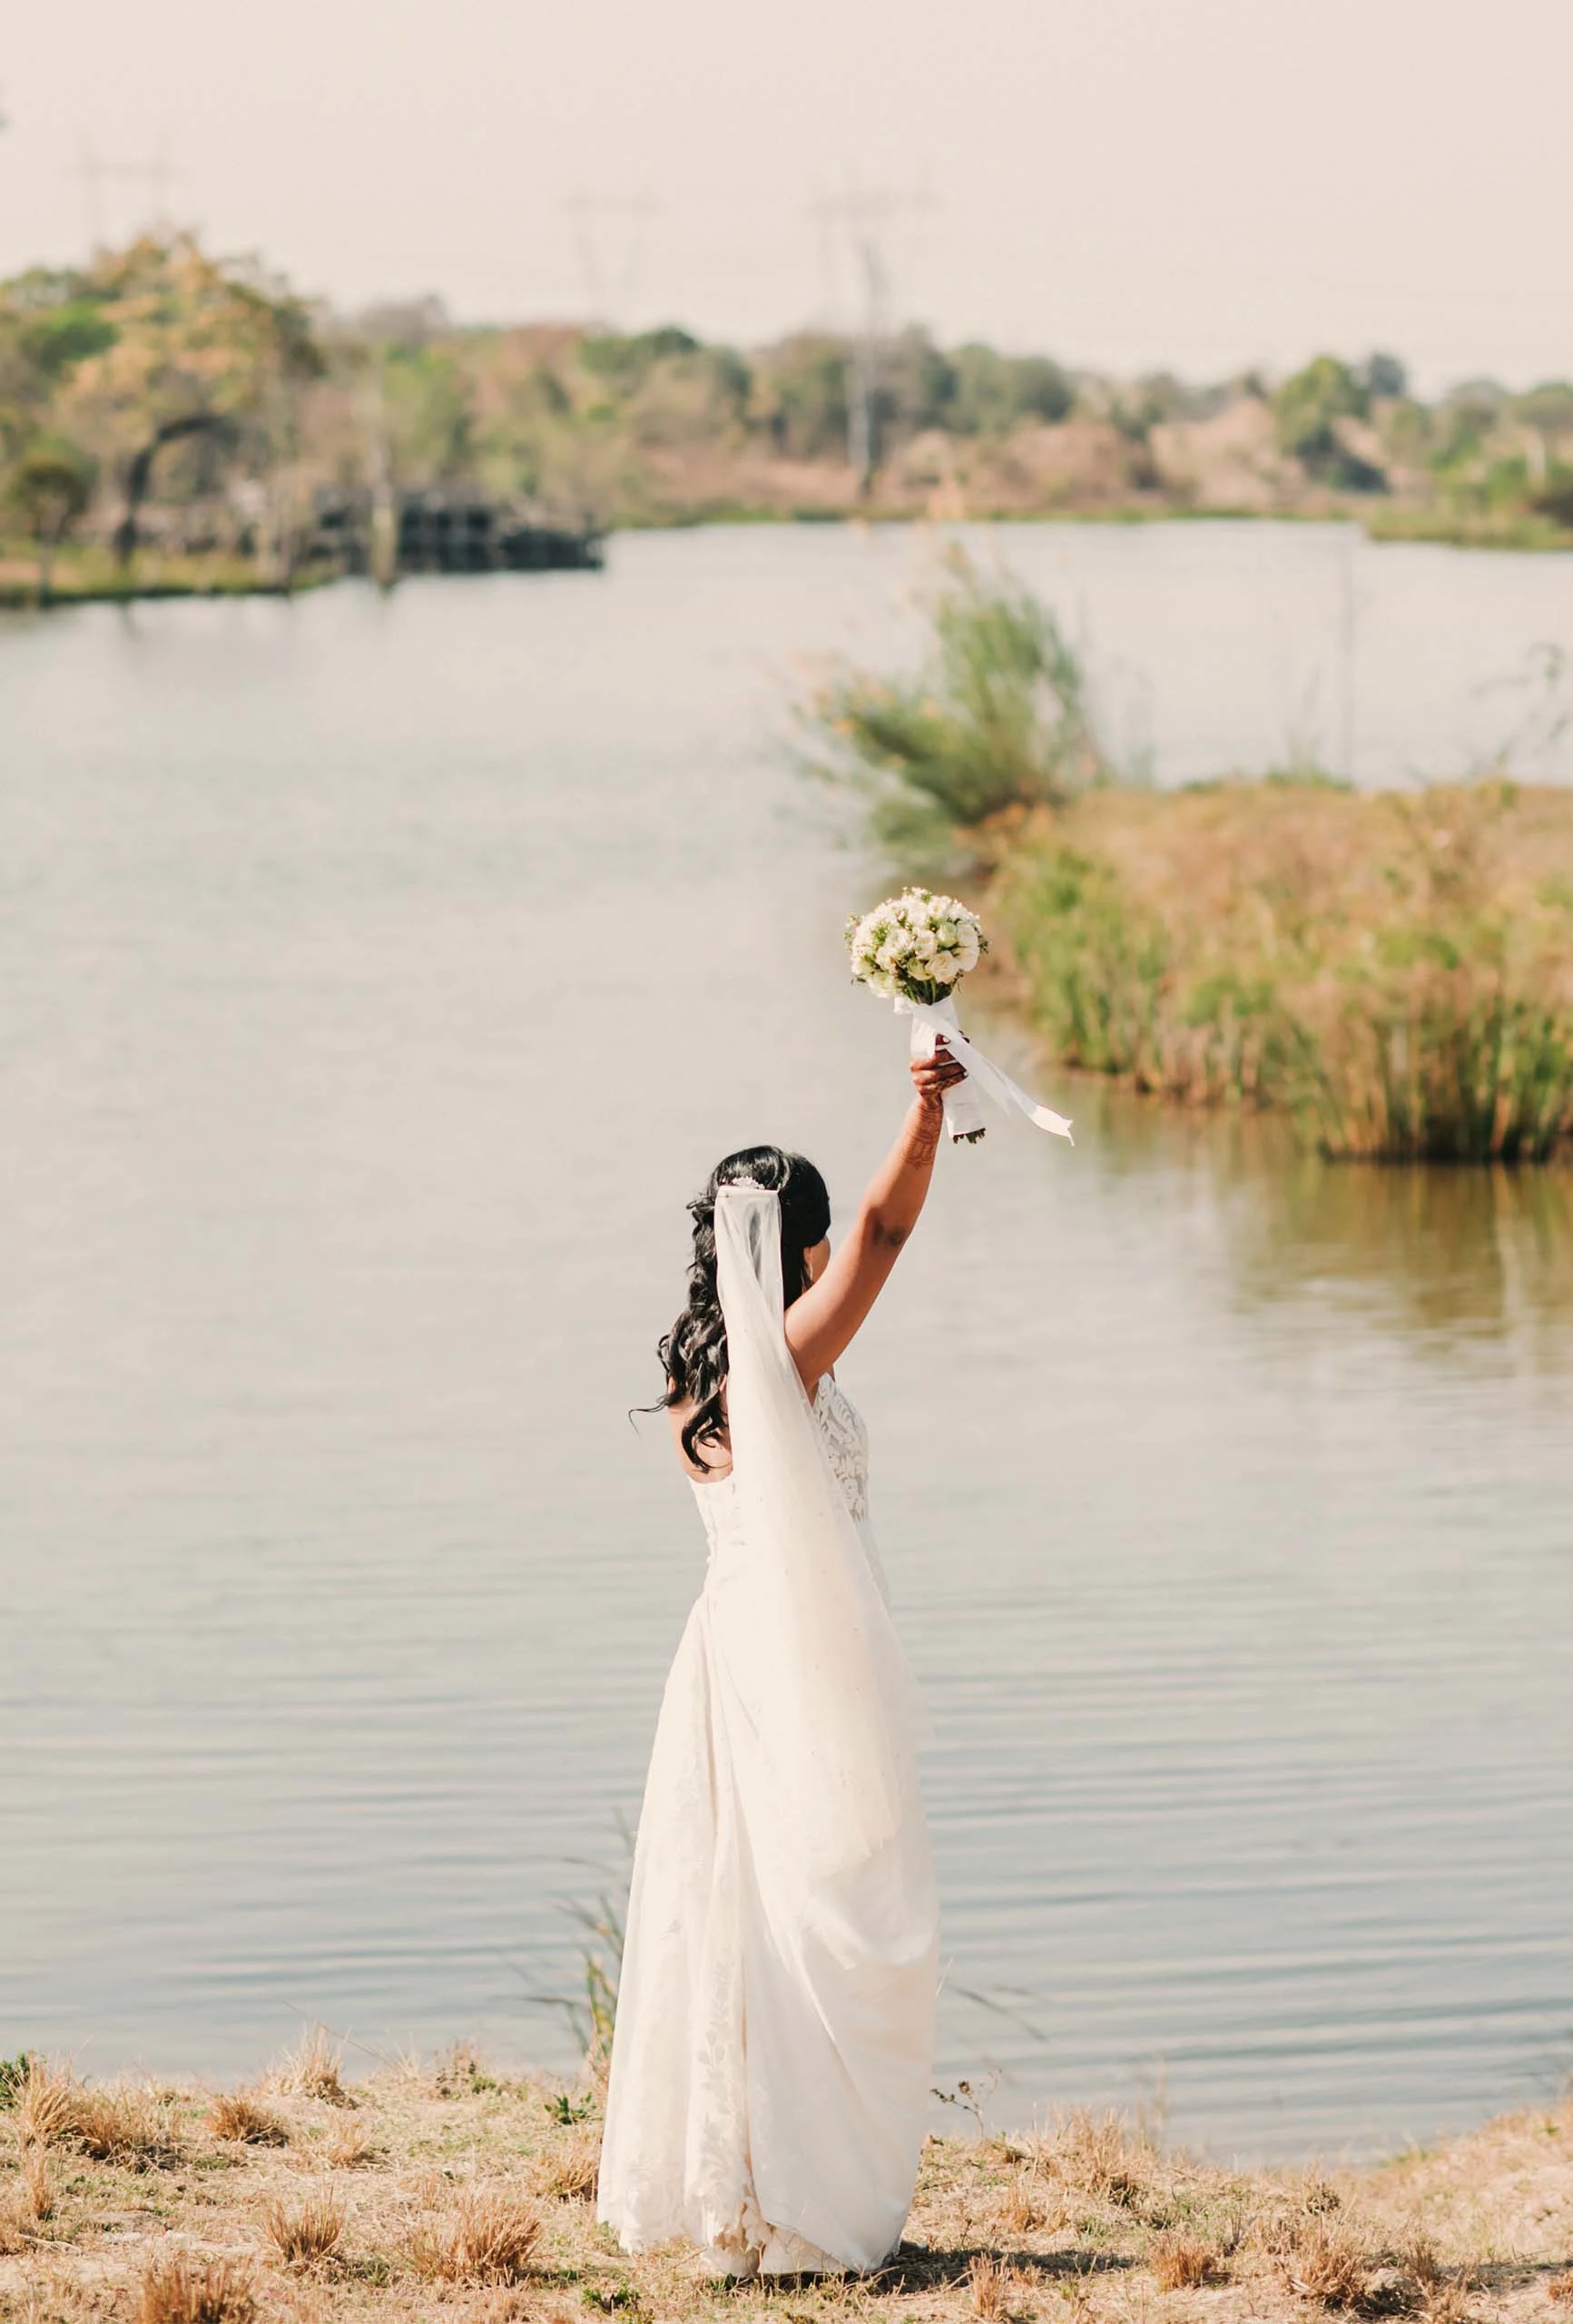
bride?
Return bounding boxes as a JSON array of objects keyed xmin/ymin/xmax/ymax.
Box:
[{"xmin": 597, "ymin": 1039, "xmax": 968, "ymax": 2279}]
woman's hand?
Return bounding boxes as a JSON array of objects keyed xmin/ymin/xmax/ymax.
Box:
[{"xmin": 909, "ymin": 1039, "xmax": 968, "ymax": 1109}]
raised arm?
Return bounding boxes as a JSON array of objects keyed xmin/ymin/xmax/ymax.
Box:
[{"xmin": 783, "ymin": 1042, "xmax": 967, "ymax": 1393}]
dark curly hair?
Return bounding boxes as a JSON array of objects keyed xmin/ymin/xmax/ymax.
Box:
[{"xmin": 657, "ymin": 1145, "xmax": 831, "ymax": 1469}]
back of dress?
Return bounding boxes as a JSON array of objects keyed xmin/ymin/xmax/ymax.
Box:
[{"xmin": 598, "ymin": 1189, "xmax": 939, "ymax": 2280}]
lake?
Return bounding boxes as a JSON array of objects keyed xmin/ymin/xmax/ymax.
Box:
[{"xmin": 3, "ymin": 521, "xmax": 1570, "ymax": 2162}]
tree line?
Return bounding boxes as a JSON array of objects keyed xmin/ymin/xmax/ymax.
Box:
[{"xmin": 4, "ymin": 232, "xmax": 1572, "ymax": 599}]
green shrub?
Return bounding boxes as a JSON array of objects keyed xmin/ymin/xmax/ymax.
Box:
[{"xmin": 801, "ymin": 550, "xmax": 1111, "ymax": 869}]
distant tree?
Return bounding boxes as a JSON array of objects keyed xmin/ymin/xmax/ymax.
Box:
[
  {"xmin": 1273, "ymin": 356, "xmax": 1367, "ymax": 458},
  {"xmin": 1444, "ymin": 376, "xmax": 1508, "ymax": 414},
  {"xmin": 949, "ymin": 343, "xmax": 1073, "ymax": 434},
  {"xmin": 1362, "ymin": 351, "xmax": 1409, "ymax": 399},
  {"xmin": 0, "ymin": 266, "xmax": 119, "ymax": 458},
  {"xmin": 5, "ymin": 434, "xmax": 95, "ymax": 601},
  {"xmin": 54, "ymin": 235, "xmax": 324, "ymax": 565},
  {"xmin": 1511, "ymin": 381, "xmax": 1573, "ymax": 435},
  {"xmin": 1428, "ymin": 379, "xmax": 1509, "ymax": 480},
  {"xmin": 578, "ymin": 326, "xmax": 700, "ymax": 399},
  {"xmin": 1107, "ymin": 371, "xmax": 1201, "ymax": 442},
  {"xmin": 382, "ymin": 341, "xmax": 476, "ymax": 483},
  {"xmin": 1010, "ymin": 354, "xmax": 1076, "ymax": 424},
  {"xmin": 1273, "ymin": 355, "xmax": 1384, "ymax": 486},
  {"xmin": 879, "ymin": 328, "xmax": 957, "ymax": 438},
  {"xmin": 1500, "ymin": 381, "xmax": 1573, "ymax": 498},
  {"xmin": 754, "ymin": 336, "xmax": 850, "ymax": 460},
  {"xmin": 624, "ymin": 343, "xmax": 752, "ymax": 449}
]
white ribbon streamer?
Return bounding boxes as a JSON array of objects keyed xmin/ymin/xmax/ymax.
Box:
[{"xmin": 896, "ymin": 992, "xmax": 1075, "ymax": 1146}]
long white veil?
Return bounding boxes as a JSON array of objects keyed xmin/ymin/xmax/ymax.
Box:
[
  {"xmin": 599, "ymin": 1181, "xmax": 939, "ymax": 2273},
  {"xmin": 712, "ymin": 1184, "xmax": 928, "ymax": 1881}
]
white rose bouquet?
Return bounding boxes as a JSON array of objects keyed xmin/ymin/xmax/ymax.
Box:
[{"xmin": 847, "ymin": 886, "xmax": 1073, "ymax": 1148}]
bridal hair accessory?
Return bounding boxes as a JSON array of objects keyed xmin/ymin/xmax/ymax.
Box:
[{"xmin": 847, "ymin": 888, "xmax": 1073, "ymax": 1147}]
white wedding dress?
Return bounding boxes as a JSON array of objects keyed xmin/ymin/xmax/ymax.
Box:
[{"xmin": 598, "ymin": 1187, "xmax": 939, "ymax": 2277}]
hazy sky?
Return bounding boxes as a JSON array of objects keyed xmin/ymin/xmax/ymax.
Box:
[{"xmin": 5, "ymin": 0, "xmax": 1570, "ymax": 389}]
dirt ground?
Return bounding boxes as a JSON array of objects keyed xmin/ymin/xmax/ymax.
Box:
[{"xmin": 3, "ymin": 2043, "xmax": 1570, "ymax": 2324}]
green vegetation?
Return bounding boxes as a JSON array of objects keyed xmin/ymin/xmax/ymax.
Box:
[
  {"xmin": 995, "ymin": 779, "xmax": 1573, "ymax": 1162},
  {"xmin": 4, "ymin": 232, "xmax": 1572, "ymax": 596},
  {"xmin": 0, "ymin": 236, "xmax": 325, "ymax": 602},
  {"xmin": 801, "ymin": 550, "xmax": 1111, "ymax": 866},
  {"xmin": 2, "ymin": 437, "xmax": 93, "ymax": 599},
  {"xmin": 806, "ymin": 561, "xmax": 1573, "ymax": 1163},
  {"xmin": 1271, "ymin": 354, "xmax": 1385, "ymax": 489}
]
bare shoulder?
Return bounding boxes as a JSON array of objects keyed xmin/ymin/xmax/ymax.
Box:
[{"xmin": 666, "ymin": 1395, "xmax": 732, "ymax": 1482}]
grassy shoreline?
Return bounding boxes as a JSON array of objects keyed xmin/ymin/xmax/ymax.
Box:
[
  {"xmin": 3, "ymin": 2046, "xmax": 1569, "ymax": 2324},
  {"xmin": 0, "ymin": 551, "xmax": 337, "ymax": 610},
  {"xmin": 4, "ymin": 503, "xmax": 1569, "ymax": 610},
  {"xmin": 985, "ymin": 780, "xmax": 1573, "ymax": 1164},
  {"xmin": 802, "ymin": 556, "xmax": 1573, "ymax": 1164}
]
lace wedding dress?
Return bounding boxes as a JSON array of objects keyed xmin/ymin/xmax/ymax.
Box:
[{"xmin": 598, "ymin": 1187, "xmax": 939, "ymax": 2277}]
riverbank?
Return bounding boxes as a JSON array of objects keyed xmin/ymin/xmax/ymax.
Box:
[
  {"xmin": 3, "ymin": 2048, "xmax": 1568, "ymax": 2324},
  {"xmin": 985, "ymin": 780, "xmax": 1573, "ymax": 1162},
  {"xmin": 805, "ymin": 553, "xmax": 1573, "ymax": 1163},
  {"xmin": 6, "ymin": 501, "xmax": 1570, "ymax": 614},
  {"xmin": 0, "ymin": 552, "xmax": 335, "ymax": 610}
]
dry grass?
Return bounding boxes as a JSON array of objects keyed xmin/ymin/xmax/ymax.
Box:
[
  {"xmin": 10, "ymin": 2060, "xmax": 170, "ymax": 2167},
  {"xmin": 68, "ymin": 2084, "xmax": 167, "ymax": 2165},
  {"xmin": 1150, "ymin": 2230, "xmax": 1218, "ymax": 2290},
  {"xmin": 994, "ymin": 2176, "xmax": 1062, "ymax": 2236},
  {"xmin": 205, "ymin": 2090, "xmax": 290, "ymax": 2147},
  {"xmin": 1, "ymin": 2055, "xmax": 1568, "ymax": 2324},
  {"xmin": 1283, "ymin": 2215, "xmax": 1371, "ymax": 2307},
  {"xmin": 529, "ymin": 2123, "xmax": 601, "ymax": 2203},
  {"xmin": 13, "ymin": 2058, "xmax": 80, "ymax": 2149},
  {"xmin": 967, "ymin": 2255, "xmax": 1031, "ymax": 2320},
  {"xmin": 136, "ymin": 2248, "xmax": 257, "ymax": 2324},
  {"xmin": 1421, "ymin": 2282, "xmax": 1480, "ymax": 2324},
  {"xmin": 993, "ymin": 778, "xmax": 1573, "ymax": 1161},
  {"xmin": 406, "ymin": 2185, "xmax": 543, "ymax": 2285},
  {"xmin": 261, "ymin": 2188, "xmax": 345, "ymax": 2267},
  {"xmin": 269, "ymin": 2025, "xmax": 349, "ymax": 2105},
  {"xmin": 1038, "ymin": 2109, "xmax": 1151, "ymax": 2206},
  {"xmin": 18, "ymin": 2147, "xmax": 54, "ymax": 2225},
  {"xmin": 0, "ymin": 2147, "xmax": 55, "ymax": 2246},
  {"xmin": 319, "ymin": 2117, "xmax": 379, "ymax": 2170}
]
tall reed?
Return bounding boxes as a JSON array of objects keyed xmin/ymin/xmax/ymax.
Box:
[{"xmin": 994, "ymin": 780, "xmax": 1573, "ymax": 1161}]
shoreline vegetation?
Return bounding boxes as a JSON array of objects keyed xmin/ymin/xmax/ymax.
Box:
[
  {"xmin": 800, "ymin": 556, "xmax": 1573, "ymax": 1166},
  {"xmin": 4, "ymin": 234, "xmax": 1573, "ymax": 606},
  {"xmin": 2, "ymin": 2045, "xmax": 1569, "ymax": 2324}
]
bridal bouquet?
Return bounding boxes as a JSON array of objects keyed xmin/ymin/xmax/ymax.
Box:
[{"xmin": 847, "ymin": 886, "xmax": 1073, "ymax": 1147}]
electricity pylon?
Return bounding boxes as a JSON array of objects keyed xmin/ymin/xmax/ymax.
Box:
[
  {"xmin": 811, "ymin": 186, "xmax": 933, "ymax": 496},
  {"xmin": 74, "ymin": 138, "xmax": 178, "ymax": 251},
  {"xmin": 563, "ymin": 192, "xmax": 660, "ymax": 330}
]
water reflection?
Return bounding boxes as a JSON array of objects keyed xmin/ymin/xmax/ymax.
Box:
[
  {"xmin": 1236, "ymin": 1151, "xmax": 1573, "ymax": 1357},
  {"xmin": 1065, "ymin": 1076, "xmax": 1573, "ymax": 1363}
]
